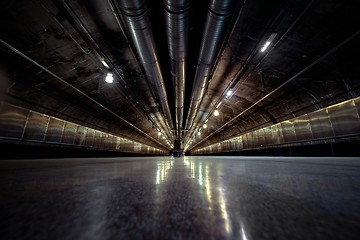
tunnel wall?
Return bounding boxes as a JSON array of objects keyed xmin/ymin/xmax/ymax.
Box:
[
  {"xmin": 0, "ymin": 102, "xmax": 167, "ymax": 157},
  {"xmin": 191, "ymin": 96, "xmax": 360, "ymax": 156}
]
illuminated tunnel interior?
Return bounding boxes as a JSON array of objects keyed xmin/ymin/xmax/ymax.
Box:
[{"xmin": 0, "ymin": 0, "xmax": 360, "ymax": 239}]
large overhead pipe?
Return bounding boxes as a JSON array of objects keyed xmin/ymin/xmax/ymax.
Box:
[
  {"xmin": 117, "ymin": 0, "xmax": 174, "ymax": 138},
  {"xmin": 184, "ymin": 0, "xmax": 237, "ymax": 139},
  {"xmin": 163, "ymin": 0, "xmax": 190, "ymax": 140}
]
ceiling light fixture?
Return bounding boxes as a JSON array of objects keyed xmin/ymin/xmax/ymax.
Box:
[
  {"xmin": 205, "ymin": 119, "xmax": 209, "ymax": 123},
  {"xmin": 260, "ymin": 41, "xmax": 271, "ymax": 52},
  {"xmin": 203, "ymin": 124, "xmax": 207, "ymax": 128},
  {"xmin": 216, "ymin": 102, "xmax": 222, "ymax": 108},
  {"xmin": 101, "ymin": 59, "xmax": 110, "ymax": 69},
  {"xmin": 214, "ymin": 109, "xmax": 220, "ymax": 116},
  {"xmin": 225, "ymin": 89, "xmax": 232, "ymax": 98},
  {"xmin": 260, "ymin": 33, "xmax": 277, "ymax": 52},
  {"xmin": 197, "ymin": 131, "xmax": 201, "ymax": 136},
  {"xmin": 105, "ymin": 72, "xmax": 114, "ymax": 83},
  {"xmin": 158, "ymin": 132, "xmax": 161, "ymax": 136}
]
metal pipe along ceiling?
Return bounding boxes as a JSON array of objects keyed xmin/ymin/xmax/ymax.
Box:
[
  {"xmin": 117, "ymin": 0, "xmax": 174, "ymax": 137},
  {"xmin": 184, "ymin": 0, "xmax": 237, "ymax": 136},
  {"xmin": 163, "ymin": 0, "xmax": 190, "ymax": 140}
]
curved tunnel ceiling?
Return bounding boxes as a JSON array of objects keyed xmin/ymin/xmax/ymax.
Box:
[{"xmin": 0, "ymin": 0, "xmax": 359, "ymax": 152}]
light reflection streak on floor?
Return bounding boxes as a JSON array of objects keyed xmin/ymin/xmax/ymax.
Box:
[
  {"xmin": 241, "ymin": 224, "xmax": 248, "ymax": 240},
  {"xmin": 188, "ymin": 157, "xmax": 231, "ymax": 233},
  {"xmin": 218, "ymin": 180, "xmax": 231, "ymax": 234},
  {"xmin": 156, "ymin": 158, "xmax": 173, "ymax": 185},
  {"xmin": 198, "ymin": 163, "xmax": 203, "ymax": 186},
  {"xmin": 205, "ymin": 164, "xmax": 212, "ymax": 211}
]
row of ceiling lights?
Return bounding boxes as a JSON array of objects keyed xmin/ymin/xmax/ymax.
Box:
[
  {"xmin": 104, "ymin": 34, "xmax": 275, "ymax": 151},
  {"xmin": 184, "ymin": 36, "xmax": 275, "ymax": 151},
  {"xmin": 103, "ymin": 69, "xmax": 173, "ymax": 148},
  {"xmin": 99, "ymin": 1, "xmax": 313, "ymax": 153},
  {"xmin": 184, "ymin": 0, "xmax": 323, "ymax": 152},
  {"xmin": 157, "ymin": 129, "xmax": 173, "ymax": 147},
  {"xmin": 50, "ymin": 0, "xmax": 172, "ymax": 149},
  {"xmin": 184, "ymin": 88, "xmax": 234, "ymax": 150}
]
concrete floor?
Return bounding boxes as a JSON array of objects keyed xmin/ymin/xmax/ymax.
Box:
[{"xmin": 1, "ymin": 156, "xmax": 360, "ymax": 240}]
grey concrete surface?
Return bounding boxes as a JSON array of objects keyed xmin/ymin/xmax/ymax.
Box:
[{"xmin": 1, "ymin": 156, "xmax": 360, "ymax": 239}]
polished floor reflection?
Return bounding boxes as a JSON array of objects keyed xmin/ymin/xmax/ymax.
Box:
[{"xmin": 1, "ymin": 156, "xmax": 360, "ymax": 239}]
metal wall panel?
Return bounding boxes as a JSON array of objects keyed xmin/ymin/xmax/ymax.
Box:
[
  {"xmin": 74, "ymin": 126, "xmax": 87, "ymax": 145},
  {"xmin": 101, "ymin": 134, "xmax": 108, "ymax": 148},
  {"xmin": 223, "ymin": 141, "xmax": 228, "ymax": 151},
  {"xmin": 23, "ymin": 112, "xmax": 49, "ymax": 141},
  {"xmin": 104, "ymin": 133, "xmax": 111, "ymax": 148},
  {"xmin": 85, "ymin": 128, "xmax": 95, "ymax": 146},
  {"xmin": 354, "ymin": 98, "xmax": 360, "ymax": 117},
  {"xmin": 0, "ymin": 103, "xmax": 166, "ymax": 155},
  {"xmin": 121, "ymin": 139, "xmax": 129, "ymax": 151},
  {"xmin": 231, "ymin": 140, "xmax": 237, "ymax": 150},
  {"xmin": 249, "ymin": 131, "xmax": 259, "ymax": 148},
  {"xmin": 257, "ymin": 129, "xmax": 266, "ymax": 146},
  {"xmin": 225, "ymin": 141, "xmax": 231, "ymax": 151},
  {"xmin": 104, "ymin": 134, "xmax": 111, "ymax": 148},
  {"xmin": 308, "ymin": 110, "xmax": 334, "ymax": 139},
  {"xmin": 280, "ymin": 121, "xmax": 297, "ymax": 143},
  {"xmin": 293, "ymin": 114, "xmax": 313, "ymax": 141},
  {"xmin": 93, "ymin": 131, "xmax": 102, "ymax": 148},
  {"xmin": 135, "ymin": 142, "xmax": 141, "ymax": 152},
  {"xmin": 45, "ymin": 118, "xmax": 64, "ymax": 143},
  {"xmin": 263, "ymin": 127, "xmax": 272, "ymax": 145},
  {"xmin": 232, "ymin": 137, "xmax": 238, "ymax": 150},
  {"xmin": 271, "ymin": 124, "xmax": 281, "ymax": 145},
  {"xmin": 327, "ymin": 101, "xmax": 360, "ymax": 136},
  {"xmin": 242, "ymin": 134, "xmax": 248, "ymax": 149},
  {"xmin": 128, "ymin": 141, "xmax": 134, "ymax": 152},
  {"xmin": 122, "ymin": 138, "xmax": 129, "ymax": 150},
  {"xmin": 0, "ymin": 104, "xmax": 28, "ymax": 138},
  {"xmin": 238, "ymin": 136, "xmax": 243, "ymax": 150},
  {"xmin": 108, "ymin": 135, "xmax": 117, "ymax": 149},
  {"xmin": 192, "ymin": 96, "xmax": 360, "ymax": 155},
  {"xmin": 116, "ymin": 137, "xmax": 121, "ymax": 150},
  {"xmin": 121, "ymin": 138, "xmax": 127, "ymax": 150},
  {"xmin": 62, "ymin": 122, "xmax": 77, "ymax": 144}
]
